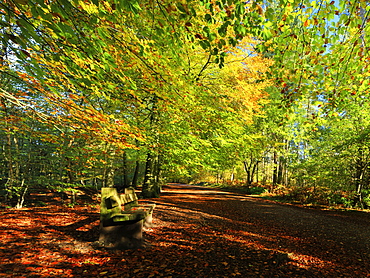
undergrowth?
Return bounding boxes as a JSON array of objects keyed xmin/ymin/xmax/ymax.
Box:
[{"xmin": 198, "ymin": 181, "xmax": 370, "ymax": 210}]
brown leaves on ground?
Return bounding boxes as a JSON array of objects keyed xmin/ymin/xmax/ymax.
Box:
[{"xmin": 1, "ymin": 184, "xmax": 370, "ymax": 277}]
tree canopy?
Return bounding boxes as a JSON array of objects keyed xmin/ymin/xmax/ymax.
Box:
[{"xmin": 1, "ymin": 0, "xmax": 370, "ymax": 208}]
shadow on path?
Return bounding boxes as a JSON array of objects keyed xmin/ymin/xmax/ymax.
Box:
[{"xmin": 152, "ymin": 183, "xmax": 370, "ymax": 277}]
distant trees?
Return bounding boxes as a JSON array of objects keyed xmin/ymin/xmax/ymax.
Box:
[
  {"xmin": 2, "ymin": 0, "xmax": 370, "ymax": 208},
  {"xmin": 0, "ymin": 0, "xmax": 272, "ymax": 204}
]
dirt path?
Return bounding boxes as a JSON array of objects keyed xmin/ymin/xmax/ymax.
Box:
[
  {"xmin": 153, "ymin": 184, "xmax": 370, "ymax": 277},
  {"xmin": 1, "ymin": 183, "xmax": 369, "ymax": 277}
]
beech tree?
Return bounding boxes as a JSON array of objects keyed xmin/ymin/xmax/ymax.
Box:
[
  {"xmin": 2, "ymin": 0, "xmax": 370, "ymax": 207},
  {"xmin": 0, "ymin": 0, "xmax": 273, "ymax": 201}
]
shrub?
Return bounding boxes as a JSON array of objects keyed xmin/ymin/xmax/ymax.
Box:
[{"xmin": 249, "ymin": 186, "xmax": 267, "ymax": 195}]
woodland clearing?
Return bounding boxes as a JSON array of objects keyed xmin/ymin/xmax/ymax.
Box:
[{"xmin": 0, "ymin": 183, "xmax": 369, "ymax": 277}]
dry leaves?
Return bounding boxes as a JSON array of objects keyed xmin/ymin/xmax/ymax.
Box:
[{"xmin": 0, "ymin": 184, "xmax": 369, "ymax": 277}]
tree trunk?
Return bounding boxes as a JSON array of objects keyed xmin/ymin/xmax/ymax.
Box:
[
  {"xmin": 4, "ymin": 132, "xmax": 14, "ymax": 202},
  {"xmin": 122, "ymin": 152, "xmax": 129, "ymax": 188},
  {"xmin": 142, "ymin": 152, "xmax": 161, "ymax": 198},
  {"xmin": 251, "ymin": 162, "xmax": 258, "ymax": 185},
  {"xmin": 105, "ymin": 165, "xmax": 115, "ymax": 188},
  {"xmin": 243, "ymin": 161, "xmax": 252, "ymax": 186},
  {"xmin": 277, "ymin": 157, "xmax": 284, "ymax": 185},
  {"xmin": 353, "ymin": 148, "xmax": 368, "ymax": 208},
  {"xmin": 243, "ymin": 160, "xmax": 258, "ymax": 186},
  {"xmin": 272, "ymin": 151, "xmax": 278, "ymax": 187},
  {"xmin": 132, "ymin": 160, "xmax": 140, "ymax": 188},
  {"xmin": 15, "ymin": 179, "xmax": 28, "ymax": 209},
  {"xmin": 141, "ymin": 96, "xmax": 161, "ymax": 198},
  {"xmin": 230, "ymin": 167, "xmax": 235, "ymax": 183}
]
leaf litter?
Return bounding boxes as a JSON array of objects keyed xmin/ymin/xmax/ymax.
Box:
[{"xmin": 0, "ymin": 184, "xmax": 369, "ymax": 277}]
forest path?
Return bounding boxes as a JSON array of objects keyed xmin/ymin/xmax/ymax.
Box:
[
  {"xmin": 151, "ymin": 183, "xmax": 370, "ymax": 277},
  {"xmin": 1, "ymin": 183, "xmax": 370, "ymax": 277}
]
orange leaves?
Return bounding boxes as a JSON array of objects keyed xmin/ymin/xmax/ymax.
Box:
[{"xmin": 11, "ymin": 59, "xmax": 142, "ymax": 150}]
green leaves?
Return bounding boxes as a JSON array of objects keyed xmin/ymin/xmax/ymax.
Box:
[{"xmin": 205, "ymin": 13, "xmax": 213, "ymax": 23}]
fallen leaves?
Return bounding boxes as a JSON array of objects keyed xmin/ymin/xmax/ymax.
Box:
[{"xmin": 0, "ymin": 184, "xmax": 369, "ymax": 277}]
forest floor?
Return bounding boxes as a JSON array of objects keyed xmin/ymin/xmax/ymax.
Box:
[{"xmin": 1, "ymin": 183, "xmax": 370, "ymax": 278}]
